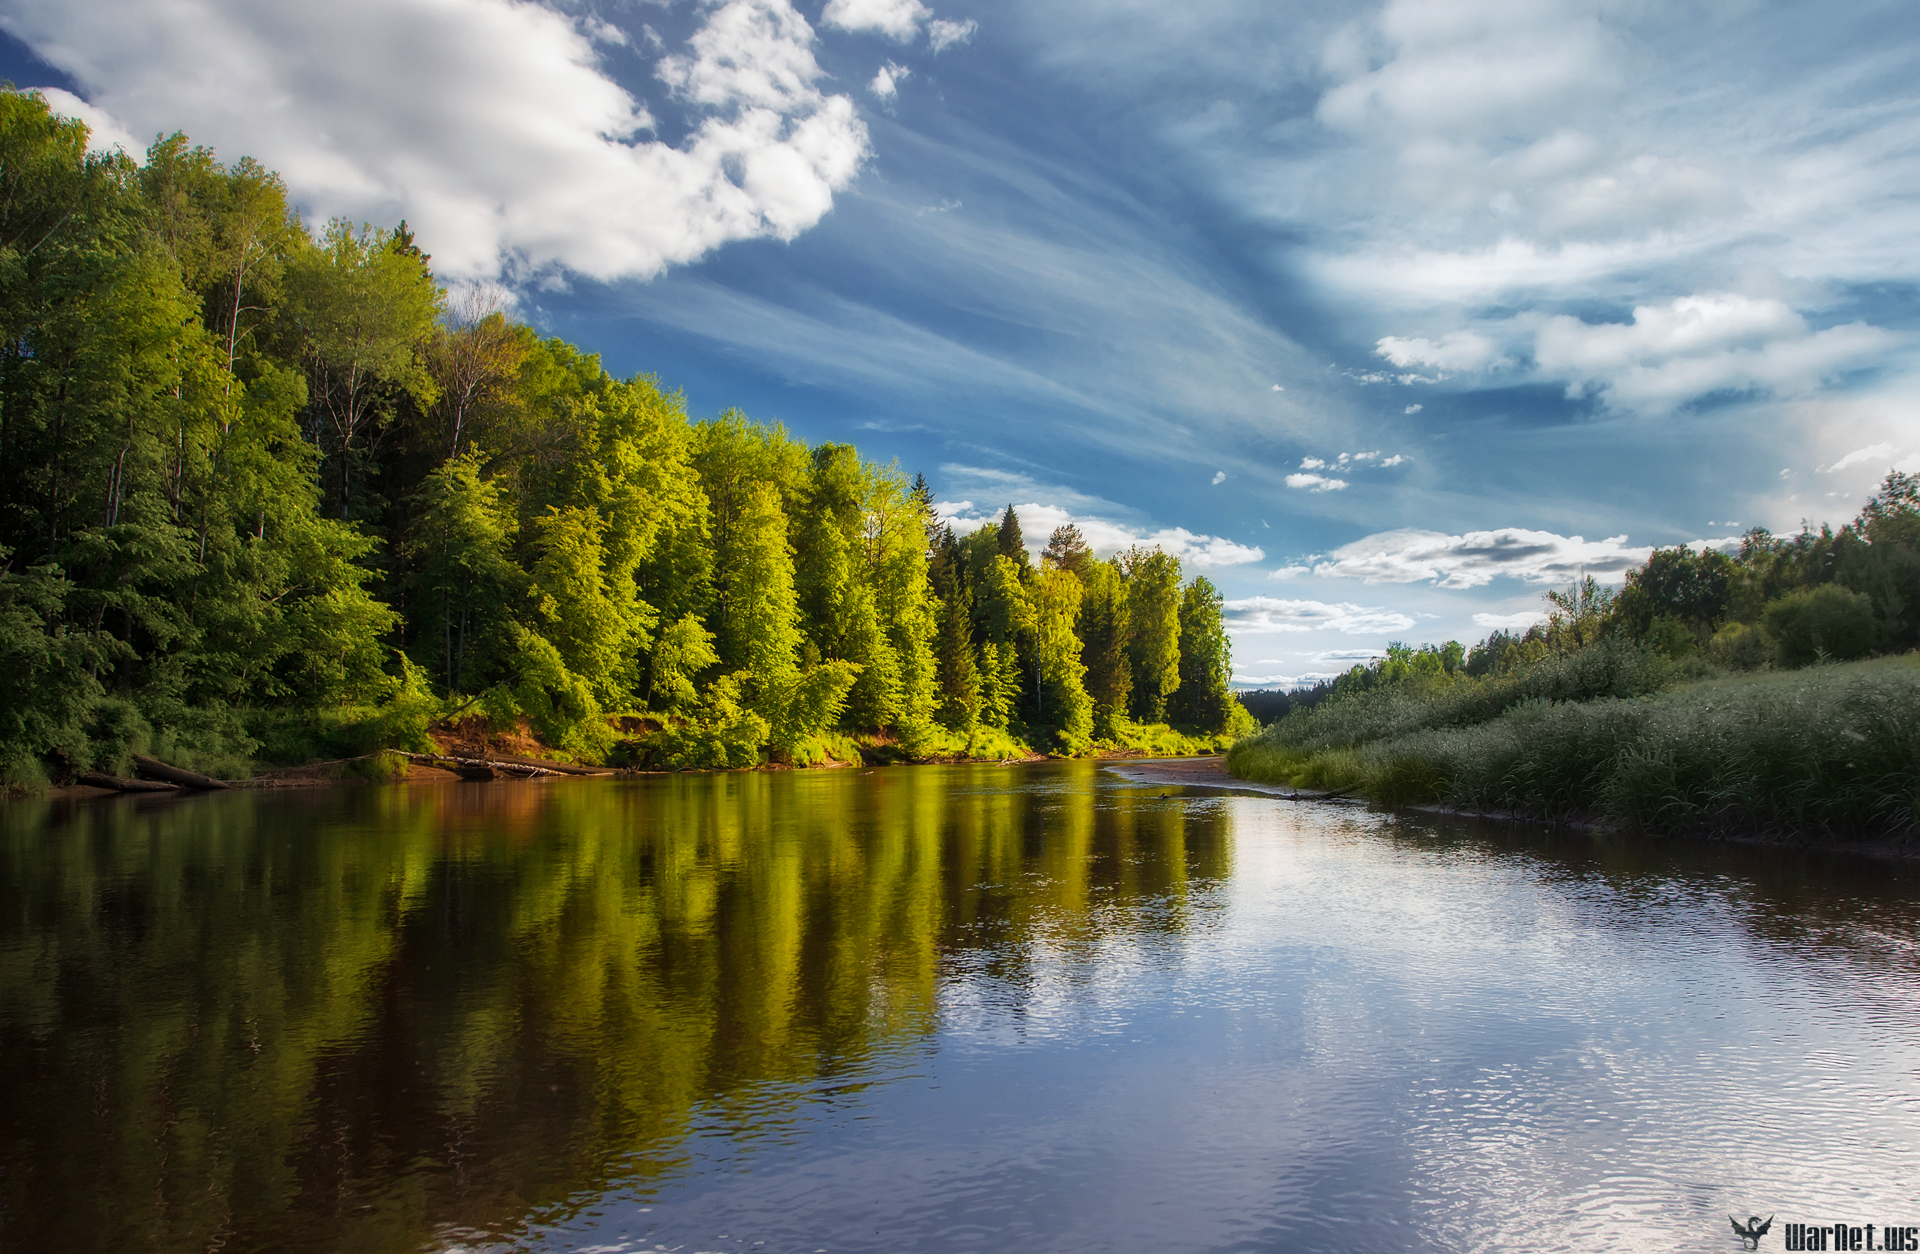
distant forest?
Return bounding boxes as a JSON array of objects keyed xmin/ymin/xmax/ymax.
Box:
[{"xmin": 0, "ymin": 91, "xmax": 1250, "ymax": 785}]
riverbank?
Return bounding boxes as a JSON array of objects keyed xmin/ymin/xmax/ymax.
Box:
[
  {"xmin": 1227, "ymin": 653, "xmax": 1920, "ymax": 848},
  {"xmin": 26, "ymin": 739, "xmax": 1252, "ymax": 804}
]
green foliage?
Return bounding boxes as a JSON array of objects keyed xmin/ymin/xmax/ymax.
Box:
[
  {"xmin": 1079, "ymin": 558, "xmax": 1132, "ymax": 738},
  {"xmin": 646, "ymin": 614, "xmax": 720, "ymax": 715},
  {"xmin": 405, "ymin": 451, "xmax": 520, "ymax": 695},
  {"xmin": 647, "ymin": 672, "xmax": 769, "ymax": 769},
  {"xmin": 1032, "ymin": 566, "xmax": 1093, "ymax": 752},
  {"xmin": 0, "ymin": 97, "xmax": 1252, "ymax": 779},
  {"xmin": 1704, "ymin": 620, "xmax": 1770, "ymax": 670},
  {"xmin": 1122, "ymin": 547, "xmax": 1182, "ymax": 721},
  {"xmin": 1762, "ymin": 584, "xmax": 1883, "ymax": 666},
  {"xmin": 1170, "ymin": 577, "xmax": 1233, "ymax": 733}
]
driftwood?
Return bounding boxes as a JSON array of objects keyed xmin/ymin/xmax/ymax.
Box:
[
  {"xmin": 132, "ymin": 753, "xmax": 229, "ymax": 790},
  {"xmin": 78, "ymin": 770, "xmax": 180, "ymax": 794},
  {"xmin": 402, "ymin": 752, "xmax": 555, "ymax": 781}
]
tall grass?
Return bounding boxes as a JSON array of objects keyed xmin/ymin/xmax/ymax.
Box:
[{"xmin": 1229, "ymin": 654, "xmax": 1920, "ymax": 840}]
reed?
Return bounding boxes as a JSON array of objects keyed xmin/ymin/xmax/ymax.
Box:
[{"xmin": 1228, "ymin": 654, "xmax": 1920, "ymax": 839}]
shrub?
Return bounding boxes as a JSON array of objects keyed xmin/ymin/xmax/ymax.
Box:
[
  {"xmin": 1763, "ymin": 585, "xmax": 1883, "ymax": 667},
  {"xmin": 1705, "ymin": 621, "xmax": 1770, "ymax": 671}
]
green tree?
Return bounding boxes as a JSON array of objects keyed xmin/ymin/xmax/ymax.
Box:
[
  {"xmin": 1170, "ymin": 577, "xmax": 1232, "ymax": 732},
  {"xmin": 1079, "ymin": 558, "xmax": 1132, "ymax": 738},
  {"xmin": 406, "ymin": 452, "xmax": 520, "ymax": 696},
  {"xmin": 283, "ymin": 219, "xmax": 441, "ymax": 518},
  {"xmin": 1032, "ymin": 566, "xmax": 1092, "ymax": 750},
  {"xmin": 1122, "ymin": 547, "xmax": 1182, "ymax": 722}
]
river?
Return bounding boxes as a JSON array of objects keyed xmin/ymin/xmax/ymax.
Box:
[{"xmin": 2, "ymin": 761, "xmax": 1916, "ymax": 1253}]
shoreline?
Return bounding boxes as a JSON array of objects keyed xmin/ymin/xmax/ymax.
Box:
[
  {"xmin": 15, "ymin": 745, "xmax": 1211, "ymax": 805},
  {"xmin": 1108, "ymin": 757, "xmax": 1920, "ymax": 863}
]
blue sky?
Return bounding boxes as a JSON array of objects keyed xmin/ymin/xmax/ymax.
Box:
[{"xmin": 5, "ymin": 0, "xmax": 1918, "ymax": 686}]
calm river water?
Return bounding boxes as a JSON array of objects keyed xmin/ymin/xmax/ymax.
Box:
[{"xmin": 3, "ymin": 762, "xmax": 1918, "ymax": 1253}]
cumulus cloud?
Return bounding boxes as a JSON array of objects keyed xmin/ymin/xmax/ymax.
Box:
[
  {"xmin": 1223, "ymin": 597, "xmax": 1417, "ymax": 635},
  {"xmin": 1211, "ymin": 470, "xmax": 1227, "ymax": 484},
  {"xmin": 1532, "ymin": 293, "xmax": 1896, "ymax": 414},
  {"xmin": 1472, "ymin": 610, "xmax": 1549, "ymax": 630},
  {"xmin": 1376, "ymin": 330, "xmax": 1503, "ymax": 371},
  {"xmin": 823, "ymin": 0, "xmax": 973, "ymax": 48},
  {"xmin": 1313, "ymin": 526, "xmax": 1653, "ymax": 589},
  {"xmin": 4, "ymin": 0, "xmax": 868, "ymax": 282},
  {"xmin": 869, "ymin": 61, "xmax": 910, "ymax": 100},
  {"xmin": 1286, "ymin": 473, "xmax": 1348, "ymax": 492},
  {"xmin": 36, "ymin": 87, "xmax": 140, "ymax": 153},
  {"xmin": 822, "ymin": 0, "xmax": 930, "ymax": 41},
  {"xmin": 937, "ymin": 500, "xmax": 1264, "ymax": 569},
  {"xmin": 1405, "ymin": 403, "xmax": 1422, "ymax": 414}
]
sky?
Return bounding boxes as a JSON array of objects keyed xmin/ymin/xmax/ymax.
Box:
[{"xmin": 4, "ymin": 0, "xmax": 1918, "ymax": 687}]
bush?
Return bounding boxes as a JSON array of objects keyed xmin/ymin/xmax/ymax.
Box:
[
  {"xmin": 1763, "ymin": 585, "xmax": 1883, "ymax": 667},
  {"xmin": 1705, "ymin": 621, "xmax": 1770, "ymax": 671},
  {"xmin": 1230, "ymin": 656, "xmax": 1920, "ymax": 839}
]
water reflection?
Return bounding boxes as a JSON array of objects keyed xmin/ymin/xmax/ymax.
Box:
[
  {"xmin": 3, "ymin": 766, "xmax": 1918, "ymax": 1254},
  {"xmin": 0, "ymin": 764, "xmax": 1224, "ymax": 1254}
]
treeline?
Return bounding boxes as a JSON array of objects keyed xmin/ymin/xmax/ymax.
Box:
[
  {"xmin": 1260, "ymin": 470, "xmax": 1920, "ymax": 715},
  {"xmin": 0, "ymin": 93, "xmax": 1244, "ymax": 787},
  {"xmin": 1228, "ymin": 476, "xmax": 1920, "ymax": 839}
]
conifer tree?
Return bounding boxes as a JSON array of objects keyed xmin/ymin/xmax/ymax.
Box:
[{"xmin": 997, "ymin": 505, "xmax": 1028, "ymax": 568}]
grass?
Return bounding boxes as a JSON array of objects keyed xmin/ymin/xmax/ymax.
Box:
[{"xmin": 1228, "ymin": 653, "xmax": 1920, "ymax": 840}]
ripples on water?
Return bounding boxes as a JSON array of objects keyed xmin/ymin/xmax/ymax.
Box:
[{"xmin": 2, "ymin": 762, "xmax": 1916, "ymax": 1253}]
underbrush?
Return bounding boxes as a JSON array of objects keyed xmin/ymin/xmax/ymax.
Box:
[{"xmin": 1229, "ymin": 655, "xmax": 1920, "ymax": 839}]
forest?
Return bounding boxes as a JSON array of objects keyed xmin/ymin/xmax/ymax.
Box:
[
  {"xmin": 0, "ymin": 91, "xmax": 1249, "ymax": 791},
  {"xmin": 1230, "ymin": 472, "xmax": 1920, "ymax": 839}
]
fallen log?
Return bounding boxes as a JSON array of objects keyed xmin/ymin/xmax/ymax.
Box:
[
  {"xmin": 402, "ymin": 752, "xmax": 554, "ymax": 781},
  {"xmin": 132, "ymin": 753, "xmax": 229, "ymax": 790},
  {"xmin": 78, "ymin": 770, "xmax": 180, "ymax": 794}
]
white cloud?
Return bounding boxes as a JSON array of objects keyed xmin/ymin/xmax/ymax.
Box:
[
  {"xmin": 1313, "ymin": 526, "xmax": 1654, "ymax": 589},
  {"xmin": 928, "ymin": 18, "xmax": 978, "ymax": 51},
  {"xmin": 1532, "ymin": 293, "xmax": 1896, "ymax": 414},
  {"xmin": 1210, "ymin": 470, "xmax": 1227, "ymax": 485},
  {"xmin": 1267, "ymin": 564, "xmax": 1311, "ymax": 579},
  {"xmin": 1380, "ymin": 454, "xmax": 1406, "ymax": 467},
  {"xmin": 822, "ymin": 0, "xmax": 929, "ymax": 41},
  {"xmin": 823, "ymin": 0, "xmax": 973, "ymax": 48},
  {"xmin": 869, "ymin": 61, "xmax": 910, "ymax": 100},
  {"xmin": 936, "ymin": 500, "xmax": 1264, "ymax": 569},
  {"xmin": 1404, "ymin": 403, "xmax": 1422, "ymax": 414},
  {"xmin": 35, "ymin": 87, "xmax": 139, "ymax": 153},
  {"xmin": 1824, "ymin": 443, "xmax": 1897, "ymax": 473},
  {"xmin": 1286, "ymin": 473, "xmax": 1348, "ymax": 492},
  {"xmin": 1472, "ymin": 611, "xmax": 1549, "ymax": 631},
  {"xmin": 1299, "ymin": 456, "xmax": 1326, "ymax": 470},
  {"xmin": 5, "ymin": 0, "xmax": 868, "ymax": 282},
  {"xmin": 1376, "ymin": 330, "xmax": 1503, "ymax": 371},
  {"xmin": 1223, "ymin": 597, "xmax": 1417, "ymax": 635}
]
